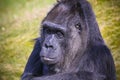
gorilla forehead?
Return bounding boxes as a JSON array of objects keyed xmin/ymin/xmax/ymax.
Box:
[{"xmin": 43, "ymin": 3, "xmax": 79, "ymax": 26}]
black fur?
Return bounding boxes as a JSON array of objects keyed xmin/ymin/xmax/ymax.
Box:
[{"xmin": 21, "ymin": 0, "xmax": 116, "ymax": 80}]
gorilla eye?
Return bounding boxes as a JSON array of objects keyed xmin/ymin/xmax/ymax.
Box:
[
  {"xmin": 44, "ymin": 28, "xmax": 51, "ymax": 34},
  {"xmin": 75, "ymin": 24, "xmax": 82, "ymax": 31},
  {"xmin": 56, "ymin": 31, "xmax": 64, "ymax": 38}
]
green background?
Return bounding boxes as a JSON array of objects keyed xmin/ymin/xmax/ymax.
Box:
[{"xmin": 0, "ymin": 0, "xmax": 120, "ymax": 80}]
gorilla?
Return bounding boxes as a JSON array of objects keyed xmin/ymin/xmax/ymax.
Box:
[{"xmin": 21, "ymin": 0, "xmax": 116, "ymax": 80}]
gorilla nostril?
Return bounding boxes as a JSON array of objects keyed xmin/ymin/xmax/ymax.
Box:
[
  {"xmin": 49, "ymin": 45, "xmax": 53, "ymax": 49},
  {"xmin": 45, "ymin": 43, "xmax": 53, "ymax": 49},
  {"xmin": 45, "ymin": 43, "xmax": 48, "ymax": 48}
]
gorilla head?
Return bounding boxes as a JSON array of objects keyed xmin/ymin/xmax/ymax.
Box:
[{"xmin": 39, "ymin": 0, "xmax": 91, "ymax": 73}]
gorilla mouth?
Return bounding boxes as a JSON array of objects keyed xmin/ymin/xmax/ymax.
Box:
[
  {"xmin": 41, "ymin": 57, "xmax": 57, "ymax": 64},
  {"xmin": 43, "ymin": 57, "xmax": 54, "ymax": 61}
]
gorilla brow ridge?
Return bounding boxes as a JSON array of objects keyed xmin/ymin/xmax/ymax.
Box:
[{"xmin": 42, "ymin": 21, "xmax": 66, "ymax": 33}]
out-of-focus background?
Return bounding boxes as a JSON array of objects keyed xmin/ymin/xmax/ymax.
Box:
[{"xmin": 0, "ymin": 0, "xmax": 120, "ymax": 80}]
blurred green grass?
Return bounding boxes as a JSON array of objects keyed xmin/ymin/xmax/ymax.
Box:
[
  {"xmin": 0, "ymin": 0, "xmax": 55, "ymax": 80},
  {"xmin": 89, "ymin": 0, "xmax": 120, "ymax": 79},
  {"xmin": 0, "ymin": 0, "xmax": 120, "ymax": 80}
]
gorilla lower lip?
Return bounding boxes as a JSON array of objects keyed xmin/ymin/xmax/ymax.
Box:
[
  {"xmin": 43, "ymin": 57, "xmax": 54, "ymax": 61},
  {"xmin": 41, "ymin": 57, "xmax": 57, "ymax": 64}
]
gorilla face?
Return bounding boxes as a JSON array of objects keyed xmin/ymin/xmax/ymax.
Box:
[
  {"xmin": 40, "ymin": 21, "xmax": 66, "ymax": 65},
  {"xmin": 40, "ymin": 3, "xmax": 88, "ymax": 66}
]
